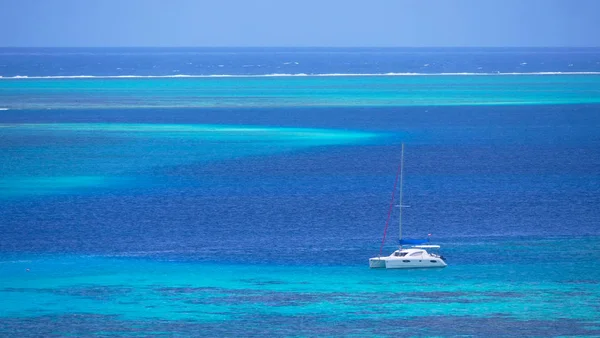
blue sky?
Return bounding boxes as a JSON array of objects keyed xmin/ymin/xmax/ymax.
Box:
[{"xmin": 1, "ymin": 0, "xmax": 599, "ymax": 47}]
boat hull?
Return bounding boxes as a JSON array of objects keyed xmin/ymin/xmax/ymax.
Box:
[
  {"xmin": 369, "ymin": 256, "xmax": 447, "ymax": 269},
  {"xmin": 383, "ymin": 257, "xmax": 447, "ymax": 269}
]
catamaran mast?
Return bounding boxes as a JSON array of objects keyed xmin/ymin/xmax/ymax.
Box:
[{"xmin": 399, "ymin": 143, "xmax": 404, "ymax": 249}]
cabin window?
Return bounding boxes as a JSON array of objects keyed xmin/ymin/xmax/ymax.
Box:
[
  {"xmin": 430, "ymin": 260, "xmax": 437, "ymax": 263},
  {"xmin": 403, "ymin": 260, "xmax": 410, "ymax": 263},
  {"xmin": 409, "ymin": 252, "xmax": 422, "ymax": 257}
]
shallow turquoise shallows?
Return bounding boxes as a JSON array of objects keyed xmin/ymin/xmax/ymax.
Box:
[
  {"xmin": 2, "ymin": 74, "xmax": 600, "ymax": 109},
  {"xmin": 0, "ymin": 123, "xmax": 378, "ymax": 197},
  {"xmin": 1, "ymin": 235, "xmax": 599, "ymax": 336}
]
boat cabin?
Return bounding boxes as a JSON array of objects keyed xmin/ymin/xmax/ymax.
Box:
[{"xmin": 391, "ymin": 249, "xmax": 425, "ymax": 257}]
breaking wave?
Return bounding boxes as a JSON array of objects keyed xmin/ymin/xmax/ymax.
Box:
[{"xmin": 1, "ymin": 72, "xmax": 600, "ymax": 79}]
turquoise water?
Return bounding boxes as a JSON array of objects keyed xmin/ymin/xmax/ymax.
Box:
[
  {"xmin": 1, "ymin": 71, "xmax": 600, "ymax": 335},
  {"xmin": 0, "ymin": 123, "xmax": 377, "ymax": 197},
  {"xmin": 2, "ymin": 236, "xmax": 599, "ymax": 336},
  {"xmin": 2, "ymin": 75, "xmax": 600, "ymax": 109}
]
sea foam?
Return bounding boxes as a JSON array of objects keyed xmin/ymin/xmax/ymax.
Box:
[{"xmin": 1, "ymin": 72, "xmax": 600, "ymax": 80}]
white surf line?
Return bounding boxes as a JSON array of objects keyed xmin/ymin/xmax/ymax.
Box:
[{"xmin": 1, "ymin": 72, "xmax": 600, "ymax": 80}]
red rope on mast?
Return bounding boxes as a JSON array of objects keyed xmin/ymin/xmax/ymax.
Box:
[{"xmin": 378, "ymin": 161, "xmax": 403, "ymax": 257}]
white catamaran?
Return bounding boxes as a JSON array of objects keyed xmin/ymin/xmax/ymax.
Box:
[{"xmin": 369, "ymin": 144, "xmax": 447, "ymax": 269}]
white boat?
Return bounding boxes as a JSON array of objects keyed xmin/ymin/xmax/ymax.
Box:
[
  {"xmin": 369, "ymin": 144, "xmax": 447, "ymax": 269},
  {"xmin": 369, "ymin": 245, "xmax": 447, "ymax": 269}
]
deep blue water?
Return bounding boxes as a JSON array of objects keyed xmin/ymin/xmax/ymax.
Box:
[
  {"xmin": 1, "ymin": 48, "xmax": 600, "ymax": 336},
  {"xmin": 2, "ymin": 105, "xmax": 599, "ymax": 262},
  {"xmin": 1, "ymin": 47, "xmax": 600, "ymax": 77}
]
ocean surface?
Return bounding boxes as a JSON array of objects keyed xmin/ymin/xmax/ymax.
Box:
[{"xmin": 1, "ymin": 48, "xmax": 599, "ymax": 336}]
